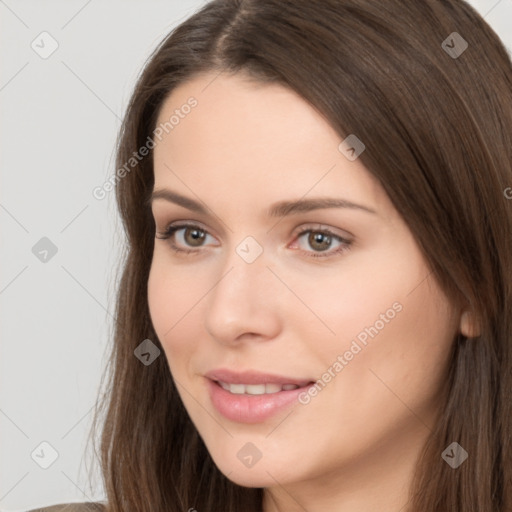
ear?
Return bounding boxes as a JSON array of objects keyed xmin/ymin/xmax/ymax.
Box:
[{"xmin": 459, "ymin": 309, "xmax": 481, "ymax": 338}]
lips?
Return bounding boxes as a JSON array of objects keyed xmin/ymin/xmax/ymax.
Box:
[
  {"xmin": 205, "ymin": 368, "xmax": 313, "ymax": 387},
  {"xmin": 204, "ymin": 368, "xmax": 315, "ymax": 423}
]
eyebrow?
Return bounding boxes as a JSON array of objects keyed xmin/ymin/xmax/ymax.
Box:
[{"xmin": 149, "ymin": 188, "xmax": 377, "ymax": 217}]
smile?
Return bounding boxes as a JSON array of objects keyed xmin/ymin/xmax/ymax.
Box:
[
  {"xmin": 207, "ymin": 377, "xmax": 315, "ymax": 423},
  {"xmin": 216, "ymin": 381, "xmax": 301, "ymax": 394}
]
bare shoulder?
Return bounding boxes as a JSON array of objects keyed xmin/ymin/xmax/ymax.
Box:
[{"xmin": 27, "ymin": 502, "xmax": 106, "ymax": 512}]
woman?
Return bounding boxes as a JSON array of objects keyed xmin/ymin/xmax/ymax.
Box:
[{"xmin": 31, "ymin": 0, "xmax": 512, "ymax": 510}]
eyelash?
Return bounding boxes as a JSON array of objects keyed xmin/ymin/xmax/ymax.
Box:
[{"xmin": 155, "ymin": 222, "xmax": 352, "ymax": 259}]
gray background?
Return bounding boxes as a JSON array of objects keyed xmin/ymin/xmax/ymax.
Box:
[{"xmin": 1, "ymin": 1, "xmax": 510, "ymax": 510}]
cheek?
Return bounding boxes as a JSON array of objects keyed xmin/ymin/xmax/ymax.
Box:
[
  {"xmin": 297, "ymin": 242, "xmax": 456, "ymax": 423},
  {"xmin": 147, "ymin": 256, "xmax": 202, "ymax": 371},
  {"xmin": 326, "ymin": 295, "xmax": 454, "ymax": 447},
  {"xmin": 283, "ymin": 249, "xmax": 412, "ymax": 368}
]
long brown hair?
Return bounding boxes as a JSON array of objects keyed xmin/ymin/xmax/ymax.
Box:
[{"xmin": 87, "ymin": 1, "xmax": 512, "ymax": 510}]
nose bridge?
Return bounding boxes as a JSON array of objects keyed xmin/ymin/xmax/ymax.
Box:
[
  {"xmin": 213, "ymin": 236, "xmax": 271, "ymax": 309},
  {"xmin": 203, "ymin": 235, "xmax": 281, "ymax": 341}
]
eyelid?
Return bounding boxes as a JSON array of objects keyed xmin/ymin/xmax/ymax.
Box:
[
  {"xmin": 156, "ymin": 220, "xmax": 353, "ymax": 259},
  {"xmin": 158, "ymin": 220, "xmax": 217, "ymax": 240},
  {"xmin": 158, "ymin": 220, "xmax": 352, "ymax": 240},
  {"xmin": 290, "ymin": 222, "xmax": 353, "ymax": 241}
]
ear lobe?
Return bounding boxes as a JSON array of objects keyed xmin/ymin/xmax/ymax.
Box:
[{"xmin": 459, "ymin": 309, "xmax": 481, "ymax": 338}]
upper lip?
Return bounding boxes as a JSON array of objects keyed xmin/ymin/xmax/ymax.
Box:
[{"xmin": 205, "ymin": 368, "xmax": 313, "ymax": 387}]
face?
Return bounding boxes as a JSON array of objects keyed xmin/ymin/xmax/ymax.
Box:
[{"xmin": 147, "ymin": 71, "xmax": 461, "ymax": 493}]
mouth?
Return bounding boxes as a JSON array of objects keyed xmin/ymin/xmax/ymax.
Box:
[
  {"xmin": 205, "ymin": 369, "xmax": 316, "ymax": 424},
  {"xmin": 205, "ymin": 368, "xmax": 314, "ymax": 387},
  {"xmin": 213, "ymin": 380, "xmax": 311, "ymax": 395}
]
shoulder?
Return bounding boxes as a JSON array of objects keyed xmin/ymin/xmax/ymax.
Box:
[{"xmin": 26, "ymin": 503, "xmax": 106, "ymax": 512}]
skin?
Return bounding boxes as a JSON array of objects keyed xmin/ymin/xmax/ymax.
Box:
[{"xmin": 147, "ymin": 71, "xmax": 475, "ymax": 512}]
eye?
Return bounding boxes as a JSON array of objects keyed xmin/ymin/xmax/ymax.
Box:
[
  {"xmin": 292, "ymin": 225, "xmax": 352, "ymax": 258},
  {"xmin": 155, "ymin": 222, "xmax": 352, "ymax": 259},
  {"xmin": 155, "ymin": 222, "xmax": 215, "ymax": 255}
]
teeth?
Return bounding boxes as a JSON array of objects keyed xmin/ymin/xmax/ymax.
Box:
[
  {"xmin": 265, "ymin": 383, "xmax": 283, "ymax": 394},
  {"xmin": 217, "ymin": 381, "xmax": 300, "ymax": 394},
  {"xmin": 282, "ymin": 384, "xmax": 300, "ymax": 391}
]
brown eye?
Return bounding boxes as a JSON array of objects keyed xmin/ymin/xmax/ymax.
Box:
[
  {"xmin": 182, "ymin": 226, "xmax": 206, "ymax": 247},
  {"xmin": 155, "ymin": 223, "xmax": 216, "ymax": 254},
  {"xmin": 307, "ymin": 231, "xmax": 333, "ymax": 252},
  {"xmin": 294, "ymin": 227, "xmax": 352, "ymax": 259}
]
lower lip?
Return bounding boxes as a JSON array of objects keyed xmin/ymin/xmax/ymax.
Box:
[{"xmin": 207, "ymin": 378, "xmax": 313, "ymax": 424}]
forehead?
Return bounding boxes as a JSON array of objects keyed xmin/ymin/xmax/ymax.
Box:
[
  {"xmin": 154, "ymin": 71, "xmax": 338, "ymax": 154},
  {"xmin": 152, "ymin": 72, "xmax": 388, "ymax": 217}
]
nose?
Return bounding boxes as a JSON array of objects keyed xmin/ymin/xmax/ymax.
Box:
[{"xmin": 203, "ymin": 242, "xmax": 282, "ymax": 346}]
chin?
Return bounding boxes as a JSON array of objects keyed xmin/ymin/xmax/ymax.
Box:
[
  {"xmin": 207, "ymin": 446, "xmax": 299, "ymax": 488},
  {"xmin": 220, "ymin": 465, "xmax": 278, "ymax": 488}
]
